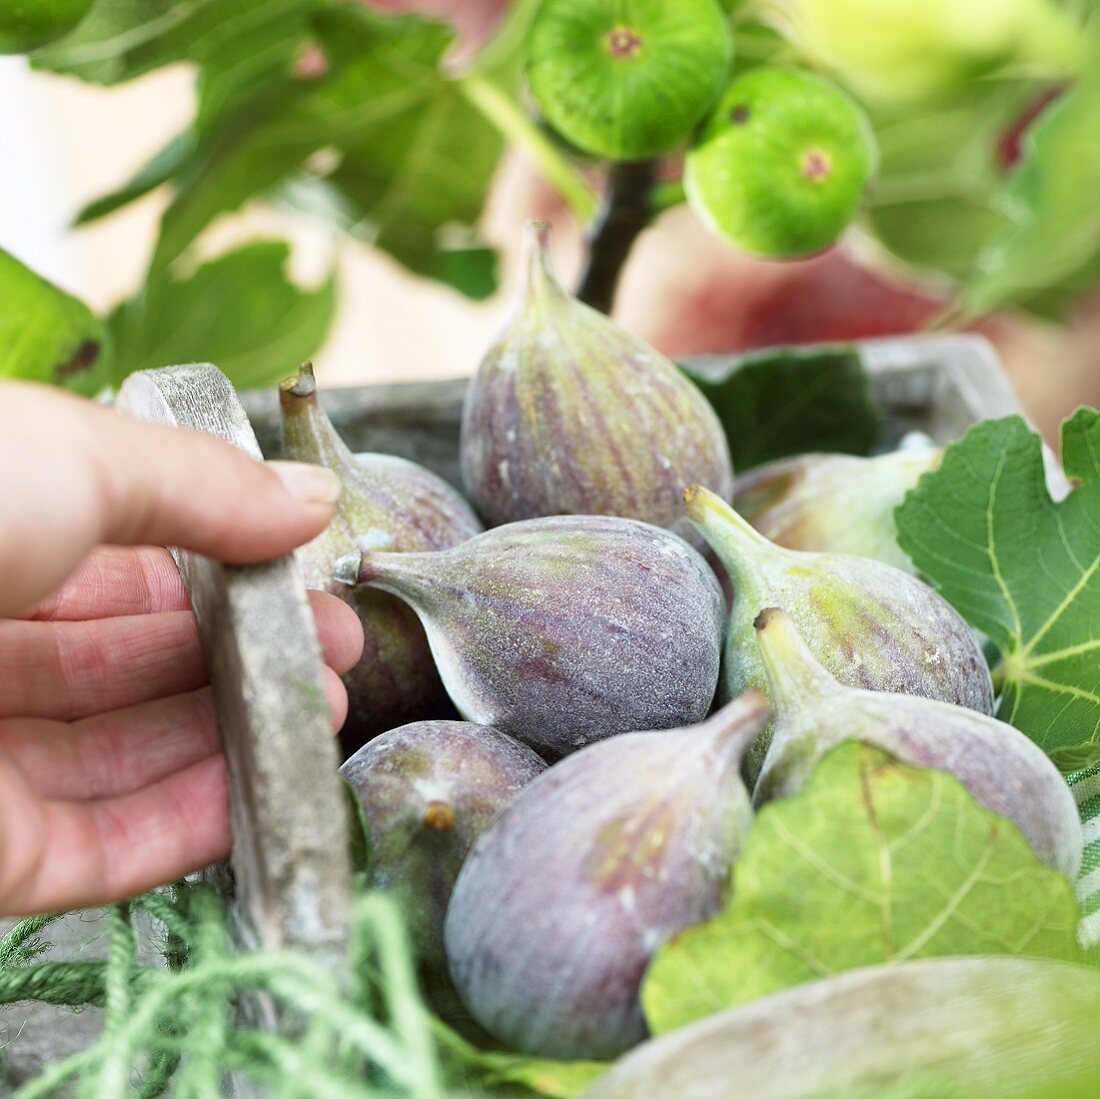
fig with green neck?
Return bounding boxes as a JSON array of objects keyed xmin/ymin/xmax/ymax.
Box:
[
  {"xmin": 460, "ymin": 221, "xmax": 733, "ymax": 546},
  {"xmin": 340, "ymin": 720, "xmax": 546, "ymax": 971},
  {"xmin": 753, "ymin": 608, "xmax": 1081, "ymax": 878},
  {"xmin": 445, "ymin": 693, "xmax": 771, "ymax": 1061},
  {"xmin": 684, "ymin": 484, "xmax": 993, "ymax": 774},
  {"xmin": 734, "ymin": 447, "xmax": 942, "ymax": 574},
  {"xmin": 341, "ymin": 514, "xmax": 725, "ymax": 757},
  {"xmin": 280, "ymin": 364, "xmax": 482, "ymax": 749}
]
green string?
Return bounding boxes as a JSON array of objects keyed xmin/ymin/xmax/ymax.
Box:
[{"xmin": 0, "ymin": 883, "xmax": 451, "ymax": 1098}]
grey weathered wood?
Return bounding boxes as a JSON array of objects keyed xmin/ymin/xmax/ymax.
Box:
[
  {"xmin": 2, "ymin": 334, "xmax": 1028, "ymax": 1084},
  {"xmin": 581, "ymin": 957, "xmax": 1100, "ymax": 1099},
  {"xmin": 242, "ymin": 334, "xmax": 1016, "ymax": 481},
  {"xmin": 115, "ymin": 365, "xmax": 352, "ymax": 960}
]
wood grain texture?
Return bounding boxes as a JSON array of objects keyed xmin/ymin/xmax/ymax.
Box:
[{"xmin": 115, "ymin": 365, "xmax": 352, "ymax": 961}]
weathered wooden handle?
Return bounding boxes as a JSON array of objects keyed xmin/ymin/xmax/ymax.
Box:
[{"xmin": 116, "ymin": 364, "xmax": 352, "ymax": 963}]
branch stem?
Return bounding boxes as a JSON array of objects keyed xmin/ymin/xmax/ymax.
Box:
[{"xmin": 577, "ymin": 159, "xmax": 659, "ymax": 314}]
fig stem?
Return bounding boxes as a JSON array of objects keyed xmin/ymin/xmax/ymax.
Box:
[
  {"xmin": 753, "ymin": 608, "xmax": 838, "ymax": 712},
  {"xmin": 577, "ymin": 158, "xmax": 659, "ymax": 315},
  {"xmin": 683, "ymin": 484, "xmax": 772, "ymax": 594},
  {"xmin": 279, "ymin": 362, "xmax": 358, "ymax": 475},
  {"xmin": 522, "ymin": 220, "xmax": 562, "ymax": 303},
  {"xmin": 700, "ymin": 691, "xmax": 773, "ymax": 765}
]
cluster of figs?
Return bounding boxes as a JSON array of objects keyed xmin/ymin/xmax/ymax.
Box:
[{"xmin": 280, "ymin": 222, "xmax": 1083, "ymax": 1064}]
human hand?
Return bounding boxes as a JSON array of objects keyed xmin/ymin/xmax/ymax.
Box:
[{"xmin": 0, "ymin": 381, "xmax": 364, "ymax": 916}]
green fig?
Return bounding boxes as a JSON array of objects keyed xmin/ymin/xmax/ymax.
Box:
[
  {"xmin": 753, "ymin": 608, "xmax": 1081, "ymax": 878},
  {"xmin": 460, "ymin": 221, "xmax": 734, "ymax": 547},
  {"xmin": 340, "ymin": 720, "xmax": 546, "ymax": 969},
  {"xmin": 339, "ymin": 515, "xmax": 726, "ymax": 757},
  {"xmin": 684, "ymin": 484, "xmax": 994, "ymax": 775},
  {"xmin": 686, "ymin": 67, "xmax": 877, "ymax": 257},
  {"xmin": 526, "ymin": 0, "xmax": 733, "ymax": 160},
  {"xmin": 444, "ymin": 693, "xmax": 771, "ymax": 1061},
  {"xmin": 280, "ymin": 365, "xmax": 483, "ymax": 748},
  {"xmin": 734, "ymin": 447, "xmax": 942, "ymax": 574}
]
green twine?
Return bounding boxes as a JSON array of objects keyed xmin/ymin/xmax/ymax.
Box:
[{"xmin": 0, "ymin": 883, "xmax": 450, "ymax": 1098}]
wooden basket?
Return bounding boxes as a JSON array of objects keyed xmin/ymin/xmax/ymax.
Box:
[{"xmin": 0, "ymin": 333, "xmax": 1026, "ymax": 1089}]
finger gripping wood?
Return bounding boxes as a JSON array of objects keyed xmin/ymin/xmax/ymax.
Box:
[{"xmin": 116, "ymin": 364, "xmax": 352, "ymax": 964}]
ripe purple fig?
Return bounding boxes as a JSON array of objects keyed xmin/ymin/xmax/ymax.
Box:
[
  {"xmin": 444, "ymin": 692, "xmax": 772, "ymax": 1060},
  {"xmin": 753, "ymin": 608, "xmax": 1082, "ymax": 878},
  {"xmin": 340, "ymin": 720, "xmax": 546, "ymax": 968},
  {"xmin": 339, "ymin": 515, "xmax": 725, "ymax": 757},
  {"xmin": 460, "ymin": 221, "xmax": 734, "ymax": 546},
  {"xmin": 734, "ymin": 447, "xmax": 942, "ymax": 574},
  {"xmin": 280, "ymin": 364, "xmax": 483, "ymax": 749},
  {"xmin": 684, "ymin": 484, "xmax": 994, "ymax": 776}
]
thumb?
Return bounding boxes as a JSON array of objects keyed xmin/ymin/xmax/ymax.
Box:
[{"xmin": 0, "ymin": 382, "xmax": 340, "ymax": 616}]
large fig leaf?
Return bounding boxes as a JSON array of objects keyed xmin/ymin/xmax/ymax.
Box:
[
  {"xmin": 679, "ymin": 345, "xmax": 880, "ymax": 471},
  {"xmin": 0, "ymin": 248, "xmax": 113, "ymax": 396},
  {"xmin": 961, "ymin": 76, "xmax": 1100, "ymax": 315},
  {"xmin": 109, "ymin": 240, "xmax": 335, "ymax": 390},
  {"xmin": 864, "ymin": 86, "xmax": 1030, "ymax": 283},
  {"xmin": 32, "ymin": 0, "xmax": 313, "ymax": 120},
  {"xmin": 642, "ymin": 742, "xmax": 1081, "ymax": 1035},
  {"xmin": 895, "ymin": 412, "xmax": 1100, "ymax": 750}
]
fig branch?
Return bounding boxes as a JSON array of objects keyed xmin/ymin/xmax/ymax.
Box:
[{"xmin": 577, "ymin": 159, "xmax": 659, "ymax": 315}]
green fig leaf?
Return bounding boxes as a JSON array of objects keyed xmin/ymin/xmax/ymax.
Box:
[
  {"xmin": 1050, "ymin": 742, "xmax": 1100, "ymax": 776},
  {"xmin": 642, "ymin": 742, "xmax": 1082, "ymax": 1035},
  {"xmin": 433, "ymin": 1017, "xmax": 607, "ymax": 1098},
  {"xmin": 679, "ymin": 345, "xmax": 880, "ymax": 471},
  {"xmin": 108, "ymin": 240, "xmax": 335, "ymax": 390},
  {"xmin": 152, "ymin": 6, "xmax": 502, "ymax": 294},
  {"xmin": 961, "ymin": 76, "xmax": 1100, "ymax": 316},
  {"xmin": 74, "ymin": 132, "xmax": 196, "ymax": 227},
  {"xmin": 0, "ymin": 248, "xmax": 114, "ymax": 396},
  {"xmin": 41, "ymin": 3, "xmax": 506, "ymax": 296},
  {"xmin": 32, "ymin": 0, "xmax": 313, "ymax": 118},
  {"xmin": 864, "ymin": 86, "xmax": 1031, "ymax": 283},
  {"xmin": 895, "ymin": 412, "xmax": 1100, "ymax": 752}
]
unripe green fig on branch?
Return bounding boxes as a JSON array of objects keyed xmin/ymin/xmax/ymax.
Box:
[
  {"xmin": 461, "ymin": 221, "xmax": 734, "ymax": 546},
  {"xmin": 526, "ymin": 0, "xmax": 733, "ymax": 160},
  {"xmin": 686, "ymin": 67, "xmax": 877, "ymax": 258}
]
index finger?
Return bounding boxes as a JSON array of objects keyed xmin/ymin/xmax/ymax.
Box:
[{"xmin": 20, "ymin": 547, "xmax": 189, "ymax": 621}]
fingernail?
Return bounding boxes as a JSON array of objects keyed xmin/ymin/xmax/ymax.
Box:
[{"xmin": 269, "ymin": 461, "xmax": 341, "ymax": 505}]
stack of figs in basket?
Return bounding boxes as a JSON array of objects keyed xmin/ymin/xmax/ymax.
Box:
[{"xmin": 279, "ymin": 222, "xmax": 1082, "ymax": 1067}]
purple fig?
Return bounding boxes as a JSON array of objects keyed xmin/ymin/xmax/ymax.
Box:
[
  {"xmin": 460, "ymin": 221, "xmax": 734, "ymax": 546},
  {"xmin": 339, "ymin": 515, "xmax": 726, "ymax": 757},
  {"xmin": 734, "ymin": 447, "xmax": 942, "ymax": 574},
  {"xmin": 340, "ymin": 720, "xmax": 546, "ymax": 968},
  {"xmin": 753, "ymin": 608, "xmax": 1082, "ymax": 878},
  {"xmin": 684, "ymin": 484, "xmax": 994, "ymax": 776},
  {"xmin": 280, "ymin": 364, "xmax": 483, "ymax": 748},
  {"xmin": 444, "ymin": 693, "xmax": 772, "ymax": 1060}
]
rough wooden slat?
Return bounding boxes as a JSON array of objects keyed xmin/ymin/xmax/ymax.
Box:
[
  {"xmin": 242, "ymin": 335, "xmax": 1015, "ymax": 480},
  {"xmin": 115, "ymin": 365, "xmax": 352, "ymax": 961}
]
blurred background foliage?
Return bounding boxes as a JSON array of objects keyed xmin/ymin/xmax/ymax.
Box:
[{"xmin": 0, "ymin": 0, "xmax": 1098, "ymax": 411}]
